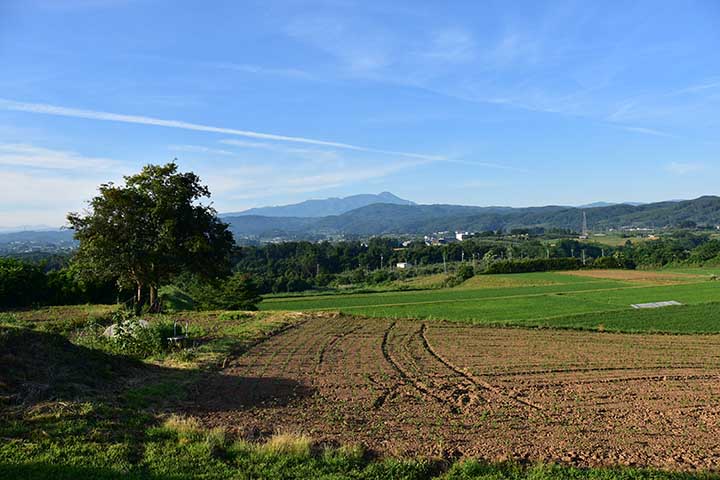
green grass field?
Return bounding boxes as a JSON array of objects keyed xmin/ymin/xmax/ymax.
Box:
[{"xmin": 261, "ymin": 270, "xmax": 720, "ymax": 333}]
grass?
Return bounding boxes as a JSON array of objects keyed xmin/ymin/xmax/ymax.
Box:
[
  {"xmin": 260, "ymin": 278, "xmax": 633, "ymax": 311},
  {"xmin": 4, "ymin": 270, "xmax": 720, "ymax": 477},
  {"xmin": 502, "ymin": 302, "xmax": 720, "ymax": 333},
  {"xmin": 260, "ymin": 273, "xmax": 720, "ymax": 331},
  {"xmin": 3, "ymin": 404, "xmax": 718, "ymax": 479}
]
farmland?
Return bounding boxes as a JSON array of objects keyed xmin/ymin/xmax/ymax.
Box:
[
  {"xmin": 5, "ymin": 268, "xmax": 720, "ymax": 478},
  {"xmin": 193, "ymin": 315, "xmax": 720, "ymax": 470},
  {"xmin": 261, "ymin": 270, "xmax": 720, "ymax": 332}
]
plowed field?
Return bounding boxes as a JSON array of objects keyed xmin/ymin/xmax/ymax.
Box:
[{"xmin": 190, "ymin": 315, "xmax": 720, "ymax": 470}]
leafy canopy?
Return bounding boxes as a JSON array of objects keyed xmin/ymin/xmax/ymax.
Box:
[{"xmin": 67, "ymin": 163, "xmax": 234, "ymax": 301}]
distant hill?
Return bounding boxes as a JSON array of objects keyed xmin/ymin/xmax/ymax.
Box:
[
  {"xmin": 224, "ymin": 196, "xmax": 720, "ymax": 239},
  {"xmin": 4, "ymin": 196, "xmax": 720, "ymax": 248},
  {"xmin": 0, "ymin": 229, "xmax": 75, "ymax": 244},
  {"xmin": 577, "ymin": 201, "xmax": 646, "ymax": 208},
  {"xmin": 221, "ymin": 192, "xmax": 415, "ymax": 218}
]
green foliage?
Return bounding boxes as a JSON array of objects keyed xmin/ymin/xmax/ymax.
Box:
[
  {"xmin": 67, "ymin": 162, "xmax": 234, "ymax": 307},
  {"xmin": 214, "ymin": 272, "xmax": 262, "ymax": 310},
  {"xmin": 456, "ymin": 264, "xmax": 475, "ymax": 281},
  {"xmin": 0, "ymin": 257, "xmax": 47, "ymax": 308},
  {"xmin": 165, "ymin": 272, "xmax": 262, "ymax": 311},
  {"xmin": 0, "ymin": 257, "xmax": 117, "ymax": 309},
  {"xmin": 158, "ymin": 285, "xmax": 197, "ymax": 312},
  {"xmin": 76, "ymin": 311, "xmax": 178, "ymax": 359},
  {"xmin": 485, "ymin": 258, "xmax": 583, "ymax": 274},
  {"xmin": 442, "ymin": 460, "xmax": 718, "ymax": 479}
]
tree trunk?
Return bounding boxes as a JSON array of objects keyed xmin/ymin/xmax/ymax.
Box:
[
  {"xmin": 134, "ymin": 282, "xmax": 144, "ymax": 315},
  {"xmin": 149, "ymin": 285, "xmax": 158, "ymax": 312}
]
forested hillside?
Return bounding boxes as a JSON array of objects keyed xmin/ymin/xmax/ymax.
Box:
[{"xmin": 224, "ymin": 196, "xmax": 720, "ymax": 239}]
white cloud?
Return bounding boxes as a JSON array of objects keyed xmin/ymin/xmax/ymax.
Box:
[
  {"xmin": 665, "ymin": 162, "xmax": 704, "ymax": 175},
  {"xmin": 206, "ymin": 62, "xmax": 312, "ymax": 79},
  {"xmin": 620, "ymin": 126, "xmax": 674, "ymax": 138},
  {"xmin": 168, "ymin": 144, "xmax": 235, "ymax": 156},
  {"xmin": 0, "ymin": 98, "xmax": 443, "ymax": 161},
  {"xmin": 0, "ymin": 143, "xmax": 119, "ymax": 170},
  {"xmin": 0, "ymin": 170, "xmax": 110, "ymax": 226}
]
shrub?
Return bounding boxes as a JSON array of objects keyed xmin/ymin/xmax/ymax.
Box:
[
  {"xmin": 0, "ymin": 258, "xmax": 47, "ymax": 308},
  {"xmin": 76, "ymin": 310, "xmax": 178, "ymax": 359},
  {"xmin": 456, "ymin": 264, "xmax": 475, "ymax": 281},
  {"xmin": 485, "ymin": 257, "xmax": 583, "ymax": 274}
]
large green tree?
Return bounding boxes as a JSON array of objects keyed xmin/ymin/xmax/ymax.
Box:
[{"xmin": 68, "ymin": 162, "xmax": 234, "ymax": 310}]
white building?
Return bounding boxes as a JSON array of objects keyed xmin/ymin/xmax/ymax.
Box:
[{"xmin": 396, "ymin": 262, "xmax": 412, "ymax": 269}]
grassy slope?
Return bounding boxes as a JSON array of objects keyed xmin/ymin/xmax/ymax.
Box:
[
  {"xmin": 261, "ymin": 278, "xmax": 631, "ymax": 311},
  {"xmin": 261, "ymin": 275, "xmax": 720, "ymax": 328}
]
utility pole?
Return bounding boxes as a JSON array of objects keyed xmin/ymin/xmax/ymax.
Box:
[
  {"xmin": 582, "ymin": 249, "xmax": 586, "ymax": 265},
  {"xmin": 461, "ymin": 250, "xmax": 465, "ymax": 263},
  {"xmin": 571, "ymin": 247, "xmax": 575, "ymax": 258},
  {"xmin": 546, "ymin": 246, "xmax": 550, "ymax": 259},
  {"xmin": 316, "ymin": 263, "xmax": 320, "ymax": 277},
  {"xmin": 380, "ymin": 254, "xmax": 383, "ymax": 270},
  {"xmin": 443, "ymin": 250, "xmax": 447, "ymax": 274},
  {"xmin": 601, "ymin": 248, "xmax": 605, "ymax": 257}
]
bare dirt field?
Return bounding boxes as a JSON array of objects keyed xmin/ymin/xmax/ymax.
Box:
[
  {"xmin": 189, "ymin": 315, "xmax": 720, "ymax": 471},
  {"xmin": 559, "ymin": 269, "xmax": 703, "ymax": 284}
]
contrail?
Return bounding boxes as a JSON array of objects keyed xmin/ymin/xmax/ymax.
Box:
[{"xmin": 0, "ymin": 98, "xmax": 444, "ymax": 161}]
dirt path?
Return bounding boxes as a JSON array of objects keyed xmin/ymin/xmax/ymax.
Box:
[{"xmin": 189, "ymin": 316, "xmax": 720, "ymax": 470}]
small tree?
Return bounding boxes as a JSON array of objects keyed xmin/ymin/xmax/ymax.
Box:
[{"xmin": 68, "ymin": 162, "xmax": 234, "ymax": 311}]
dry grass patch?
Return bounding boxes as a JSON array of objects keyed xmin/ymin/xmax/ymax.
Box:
[
  {"xmin": 260, "ymin": 429, "xmax": 313, "ymax": 457},
  {"xmin": 559, "ymin": 269, "xmax": 703, "ymax": 284}
]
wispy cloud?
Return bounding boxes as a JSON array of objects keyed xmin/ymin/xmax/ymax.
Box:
[
  {"xmin": 0, "ymin": 143, "xmax": 119, "ymax": 170},
  {"xmin": 220, "ymin": 138, "xmax": 340, "ymax": 158},
  {"xmin": 445, "ymin": 158, "xmax": 530, "ymax": 173},
  {"xmin": 620, "ymin": 126, "xmax": 674, "ymax": 138},
  {"xmin": 168, "ymin": 144, "xmax": 235, "ymax": 156},
  {"xmin": 423, "ymin": 29, "xmax": 476, "ymax": 63},
  {"xmin": 205, "ymin": 61, "xmax": 312, "ymax": 79},
  {"xmin": 0, "ymin": 98, "xmax": 443, "ymax": 161},
  {"xmin": 672, "ymin": 79, "xmax": 720, "ymax": 95},
  {"xmin": 664, "ymin": 162, "xmax": 704, "ymax": 175}
]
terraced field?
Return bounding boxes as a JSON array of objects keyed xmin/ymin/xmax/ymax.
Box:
[{"xmin": 190, "ymin": 315, "xmax": 720, "ymax": 470}]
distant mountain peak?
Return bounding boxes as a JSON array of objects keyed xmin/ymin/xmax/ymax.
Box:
[
  {"xmin": 222, "ymin": 192, "xmax": 416, "ymax": 218},
  {"xmin": 577, "ymin": 201, "xmax": 645, "ymax": 209}
]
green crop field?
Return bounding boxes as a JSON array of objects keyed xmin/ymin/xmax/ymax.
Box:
[{"xmin": 261, "ymin": 270, "xmax": 720, "ymax": 333}]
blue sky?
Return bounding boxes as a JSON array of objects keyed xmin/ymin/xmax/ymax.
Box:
[{"xmin": 1, "ymin": 0, "xmax": 719, "ymax": 226}]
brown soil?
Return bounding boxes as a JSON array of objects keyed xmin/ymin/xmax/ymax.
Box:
[
  {"xmin": 559, "ymin": 269, "xmax": 703, "ymax": 284},
  {"xmin": 188, "ymin": 316, "xmax": 720, "ymax": 470}
]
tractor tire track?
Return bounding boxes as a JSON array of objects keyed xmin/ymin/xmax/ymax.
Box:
[
  {"xmin": 316, "ymin": 324, "xmax": 364, "ymax": 367},
  {"xmin": 379, "ymin": 321, "xmax": 457, "ymax": 412},
  {"xmin": 419, "ymin": 323, "xmax": 544, "ymax": 411}
]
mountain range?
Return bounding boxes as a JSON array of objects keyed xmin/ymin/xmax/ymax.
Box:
[
  {"xmin": 223, "ymin": 195, "xmax": 720, "ymax": 239},
  {"xmin": 221, "ymin": 192, "xmax": 415, "ymax": 218},
  {"xmin": 3, "ymin": 194, "xmax": 720, "ymax": 247}
]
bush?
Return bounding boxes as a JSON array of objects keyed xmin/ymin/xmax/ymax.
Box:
[
  {"xmin": 0, "ymin": 258, "xmax": 47, "ymax": 308},
  {"xmin": 456, "ymin": 264, "xmax": 475, "ymax": 281},
  {"xmin": 214, "ymin": 273, "xmax": 262, "ymax": 310},
  {"xmin": 76, "ymin": 310, "xmax": 178, "ymax": 359},
  {"xmin": 485, "ymin": 257, "xmax": 583, "ymax": 274}
]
